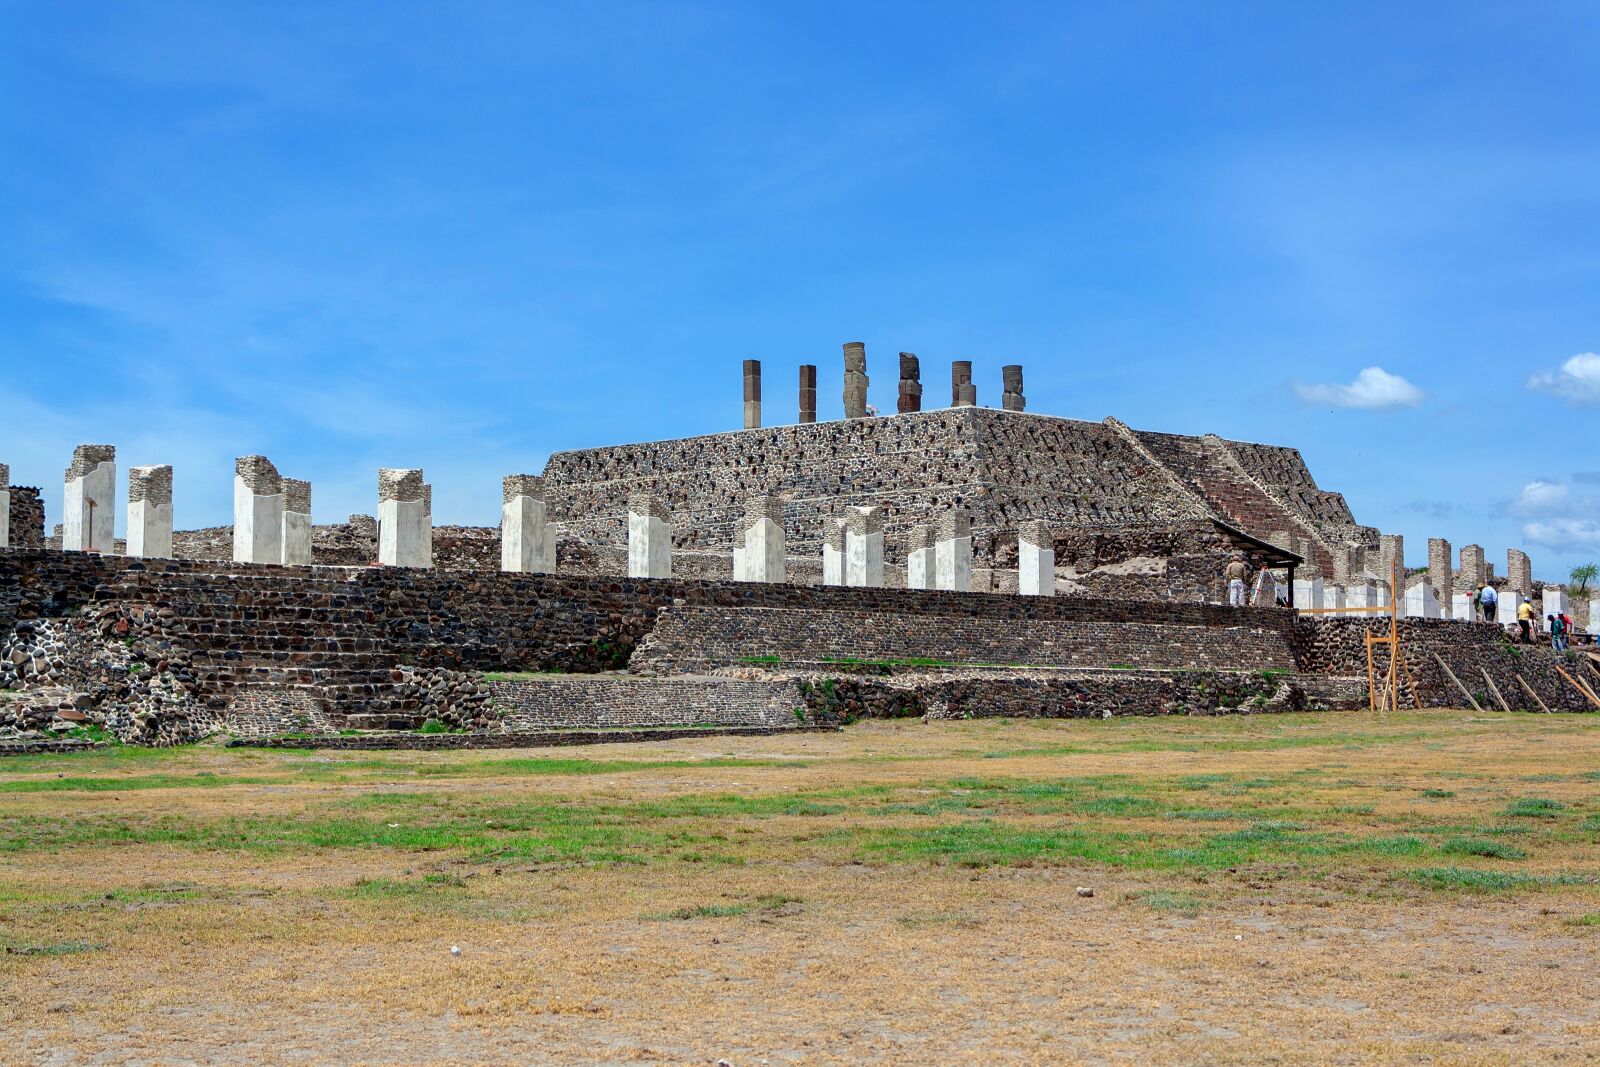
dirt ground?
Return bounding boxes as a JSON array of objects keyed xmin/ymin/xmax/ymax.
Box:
[{"xmin": 3, "ymin": 709, "xmax": 1599, "ymax": 1065}]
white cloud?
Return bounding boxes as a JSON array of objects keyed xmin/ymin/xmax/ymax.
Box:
[
  {"xmin": 1511, "ymin": 480, "xmax": 1571, "ymax": 516},
  {"xmin": 1528, "ymin": 352, "xmax": 1600, "ymax": 405},
  {"xmin": 1523, "ymin": 519, "xmax": 1600, "ymax": 549},
  {"xmin": 1293, "ymin": 367, "xmax": 1424, "ymax": 410}
]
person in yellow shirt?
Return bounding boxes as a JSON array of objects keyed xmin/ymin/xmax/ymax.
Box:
[{"xmin": 1516, "ymin": 596, "xmax": 1536, "ymax": 645}]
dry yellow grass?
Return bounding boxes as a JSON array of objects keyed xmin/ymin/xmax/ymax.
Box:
[{"xmin": 3, "ymin": 709, "xmax": 1599, "ymax": 1064}]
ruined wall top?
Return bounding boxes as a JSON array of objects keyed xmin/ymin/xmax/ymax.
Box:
[
  {"xmin": 0, "ymin": 462, "xmax": 8, "ymax": 490},
  {"xmin": 378, "ymin": 468, "xmax": 425, "ymax": 503},
  {"xmin": 906, "ymin": 524, "xmax": 930, "ymax": 551},
  {"xmin": 282, "ymin": 478, "xmax": 312, "ymax": 515},
  {"xmin": 503, "ymin": 474, "xmax": 543, "ymax": 503},
  {"xmin": 128, "ymin": 464, "xmax": 173, "ymax": 505},
  {"xmin": 846, "ymin": 505, "xmax": 883, "ymax": 536},
  {"xmin": 823, "ymin": 516, "xmax": 846, "ymax": 551},
  {"xmin": 628, "ymin": 493, "xmax": 669, "ymax": 520},
  {"xmin": 235, "ymin": 455, "xmax": 282, "ymax": 494},
  {"xmin": 66, "ymin": 445, "xmax": 115, "ymax": 481},
  {"xmin": 743, "ymin": 495, "xmax": 784, "ymax": 528},
  {"xmin": 937, "ymin": 510, "xmax": 971, "ymax": 541},
  {"xmin": 1019, "ymin": 518, "xmax": 1051, "ymax": 544}
]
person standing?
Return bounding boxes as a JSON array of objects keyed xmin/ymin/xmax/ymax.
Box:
[
  {"xmin": 1224, "ymin": 554, "xmax": 1250, "ymax": 608},
  {"xmin": 1478, "ymin": 584, "xmax": 1498, "ymax": 624},
  {"xmin": 1518, "ymin": 596, "xmax": 1536, "ymax": 644},
  {"xmin": 1550, "ymin": 613, "xmax": 1568, "ymax": 652}
]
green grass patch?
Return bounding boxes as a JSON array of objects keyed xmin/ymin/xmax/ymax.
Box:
[
  {"xmin": 1437, "ymin": 837, "xmax": 1528, "ymax": 860},
  {"xmin": 1420, "ymin": 789, "xmax": 1455, "ymax": 799},
  {"xmin": 1407, "ymin": 867, "xmax": 1594, "ymax": 892},
  {"xmin": 1503, "ymin": 797, "xmax": 1567, "ymax": 819},
  {"xmin": 1139, "ymin": 890, "xmax": 1204, "ymax": 916},
  {"xmin": 3, "ymin": 939, "xmax": 104, "ymax": 957}
]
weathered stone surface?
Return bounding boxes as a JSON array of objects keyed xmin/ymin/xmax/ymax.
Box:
[
  {"xmin": 951, "ymin": 361, "xmax": 975, "ymax": 407},
  {"xmin": 798, "ymin": 364, "xmax": 817, "ymax": 424},
  {"xmin": 743, "ymin": 358, "xmax": 761, "ymax": 430}
]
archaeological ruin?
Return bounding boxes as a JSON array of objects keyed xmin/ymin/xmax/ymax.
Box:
[{"xmin": 3, "ymin": 343, "xmax": 1598, "ymax": 752}]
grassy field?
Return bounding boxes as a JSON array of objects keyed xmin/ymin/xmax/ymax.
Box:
[{"xmin": 3, "ymin": 709, "xmax": 1599, "ymax": 1064}]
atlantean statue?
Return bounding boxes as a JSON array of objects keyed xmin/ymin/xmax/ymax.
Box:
[
  {"xmin": 1002, "ymin": 365, "xmax": 1025, "ymax": 412},
  {"xmin": 843, "ymin": 342, "xmax": 869, "ymax": 419},
  {"xmin": 898, "ymin": 353, "xmax": 922, "ymax": 414}
]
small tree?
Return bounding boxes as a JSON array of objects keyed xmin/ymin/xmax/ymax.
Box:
[{"xmin": 1572, "ymin": 563, "xmax": 1598, "ymax": 594}]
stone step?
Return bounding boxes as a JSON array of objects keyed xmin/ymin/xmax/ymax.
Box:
[{"xmin": 488, "ymin": 674, "xmax": 802, "ymax": 730}]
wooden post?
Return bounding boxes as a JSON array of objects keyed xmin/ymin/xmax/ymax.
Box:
[
  {"xmin": 1553, "ymin": 665, "xmax": 1600, "ymax": 710},
  {"xmin": 1515, "ymin": 674, "xmax": 1552, "ymax": 714},
  {"xmin": 1431, "ymin": 653, "xmax": 1483, "ymax": 712},
  {"xmin": 1478, "ymin": 667, "xmax": 1512, "ymax": 712}
]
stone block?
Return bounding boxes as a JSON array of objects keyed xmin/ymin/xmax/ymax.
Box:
[
  {"xmin": 935, "ymin": 510, "xmax": 972, "ymax": 592},
  {"xmin": 1293, "ymin": 577, "xmax": 1324, "ymax": 611},
  {"xmin": 1451, "ymin": 592, "xmax": 1475, "ymax": 623},
  {"xmin": 845, "ymin": 506, "xmax": 884, "ymax": 588},
  {"xmin": 743, "ymin": 358, "xmax": 761, "ymax": 430},
  {"xmin": 798, "ymin": 365, "xmax": 817, "ymax": 424},
  {"xmin": 1378, "ymin": 533, "xmax": 1404, "ymax": 589},
  {"xmin": 905, "ymin": 525, "xmax": 932, "ymax": 591},
  {"xmin": 127, "ymin": 464, "xmax": 173, "ymax": 559},
  {"xmin": 1018, "ymin": 519, "xmax": 1053, "ymax": 596},
  {"xmin": 501, "ymin": 474, "xmax": 552, "ymax": 574},
  {"xmin": 626, "ymin": 493, "xmax": 671, "ymax": 579},
  {"xmin": 821, "ymin": 517, "xmax": 846, "ymax": 586},
  {"xmin": 1543, "ymin": 587, "xmax": 1568, "ymax": 620},
  {"xmin": 233, "ymin": 455, "xmax": 282, "ymax": 565},
  {"xmin": 1507, "ymin": 549, "xmax": 1532, "ymax": 598},
  {"xmin": 737, "ymin": 495, "xmax": 785, "ymax": 583},
  {"xmin": 1403, "ymin": 581, "xmax": 1441, "ymax": 619},
  {"xmin": 378, "ymin": 468, "xmax": 430, "ymax": 569},
  {"xmin": 1458, "ymin": 544, "xmax": 1486, "ymax": 591},
  {"xmin": 1427, "ymin": 537, "xmax": 1452, "ymax": 619},
  {"xmin": 63, "ymin": 444, "xmax": 115, "ymax": 553},
  {"xmin": 281, "ymin": 477, "xmax": 312, "ymax": 566}
]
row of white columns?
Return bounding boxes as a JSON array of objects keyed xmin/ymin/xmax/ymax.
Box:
[{"xmin": 619, "ymin": 494, "xmax": 1056, "ymax": 596}]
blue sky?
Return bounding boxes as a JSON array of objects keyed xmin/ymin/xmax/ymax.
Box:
[{"xmin": 2, "ymin": 2, "xmax": 1597, "ymax": 580}]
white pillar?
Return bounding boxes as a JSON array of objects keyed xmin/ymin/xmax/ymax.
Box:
[
  {"xmin": 1543, "ymin": 587, "xmax": 1568, "ymax": 620},
  {"xmin": 934, "ymin": 510, "xmax": 972, "ymax": 592},
  {"xmin": 1404, "ymin": 581, "xmax": 1441, "ymax": 619},
  {"xmin": 378, "ymin": 468, "xmax": 430, "ymax": 568},
  {"xmin": 845, "ymin": 506, "xmax": 884, "ymax": 588},
  {"xmin": 1293, "ymin": 576, "xmax": 1324, "ymax": 611},
  {"xmin": 821, "ymin": 517, "xmax": 846, "ymax": 586},
  {"xmin": 1451, "ymin": 592, "xmax": 1475, "ymax": 622},
  {"xmin": 501, "ymin": 474, "xmax": 551, "ymax": 573},
  {"xmin": 1324, "ymin": 583, "xmax": 1345, "ymax": 616},
  {"xmin": 280, "ymin": 478, "xmax": 312, "ymax": 566},
  {"xmin": 1343, "ymin": 580, "xmax": 1379, "ymax": 615},
  {"xmin": 627, "ymin": 493, "xmax": 671, "ymax": 578},
  {"xmin": 1018, "ymin": 520, "xmax": 1054, "ymax": 596},
  {"xmin": 738, "ymin": 496, "xmax": 786, "ymax": 583},
  {"xmin": 1491, "ymin": 589, "xmax": 1514, "ymax": 625},
  {"xmin": 232, "ymin": 455, "xmax": 283, "ymax": 564},
  {"xmin": 63, "ymin": 445, "xmax": 116, "ymax": 552},
  {"xmin": 0, "ymin": 463, "xmax": 9, "ymax": 550},
  {"xmin": 126, "ymin": 464, "xmax": 173, "ymax": 559},
  {"xmin": 905, "ymin": 525, "xmax": 932, "ymax": 591}
]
